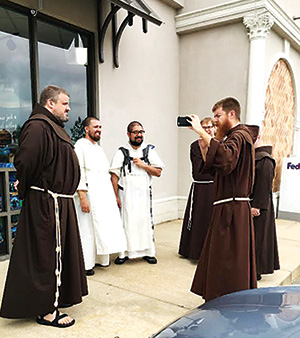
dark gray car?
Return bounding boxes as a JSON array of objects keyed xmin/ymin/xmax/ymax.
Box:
[{"xmin": 149, "ymin": 286, "xmax": 300, "ymax": 337}]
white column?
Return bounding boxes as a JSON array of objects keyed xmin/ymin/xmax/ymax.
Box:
[{"xmin": 243, "ymin": 14, "xmax": 274, "ymax": 125}]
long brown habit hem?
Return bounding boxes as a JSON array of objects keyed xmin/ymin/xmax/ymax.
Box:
[
  {"xmin": 251, "ymin": 145, "xmax": 280, "ymax": 275},
  {"xmin": 0, "ymin": 104, "xmax": 88, "ymax": 318},
  {"xmin": 179, "ymin": 140, "xmax": 214, "ymax": 260},
  {"xmin": 191, "ymin": 124, "xmax": 257, "ymax": 302}
]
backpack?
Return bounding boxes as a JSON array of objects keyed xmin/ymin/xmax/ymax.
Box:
[{"xmin": 119, "ymin": 144, "xmax": 154, "ymax": 176}]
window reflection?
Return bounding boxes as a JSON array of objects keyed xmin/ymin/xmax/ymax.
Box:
[
  {"xmin": 37, "ymin": 21, "xmax": 88, "ymax": 141},
  {"xmin": 0, "ymin": 8, "xmax": 31, "ymax": 165}
]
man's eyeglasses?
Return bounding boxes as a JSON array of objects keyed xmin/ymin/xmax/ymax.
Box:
[
  {"xmin": 202, "ymin": 125, "xmax": 214, "ymax": 130},
  {"xmin": 130, "ymin": 130, "xmax": 145, "ymax": 135}
]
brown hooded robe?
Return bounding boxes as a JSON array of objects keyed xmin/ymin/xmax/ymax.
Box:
[
  {"xmin": 179, "ymin": 140, "xmax": 214, "ymax": 260},
  {"xmin": 251, "ymin": 145, "xmax": 280, "ymax": 276},
  {"xmin": 0, "ymin": 104, "xmax": 88, "ymax": 318},
  {"xmin": 191, "ymin": 124, "xmax": 257, "ymax": 301}
]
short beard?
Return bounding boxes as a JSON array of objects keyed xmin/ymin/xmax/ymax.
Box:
[
  {"xmin": 130, "ymin": 138, "xmax": 143, "ymax": 147},
  {"xmin": 52, "ymin": 112, "xmax": 69, "ymax": 124},
  {"xmin": 219, "ymin": 119, "xmax": 232, "ymax": 136},
  {"xmin": 89, "ymin": 131, "xmax": 100, "ymax": 142}
]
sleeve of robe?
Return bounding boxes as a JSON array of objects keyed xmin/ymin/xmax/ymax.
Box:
[
  {"xmin": 204, "ymin": 132, "xmax": 245, "ymax": 176},
  {"xmin": 109, "ymin": 149, "xmax": 124, "ymax": 177},
  {"xmin": 251, "ymin": 157, "xmax": 274, "ymax": 210},
  {"xmin": 74, "ymin": 140, "xmax": 88, "ymax": 191},
  {"xmin": 13, "ymin": 120, "xmax": 51, "ymax": 200},
  {"xmin": 148, "ymin": 147, "xmax": 164, "ymax": 169},
  {"xmin": 190, "ymin": 141, "xmax": 205, "ymax": 179}
]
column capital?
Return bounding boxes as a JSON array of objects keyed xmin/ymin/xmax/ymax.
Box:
[{"xmin": 243, "ymin": 14, "xmax": 274, "ymax": 40}]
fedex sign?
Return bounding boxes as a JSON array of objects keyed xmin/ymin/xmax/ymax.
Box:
[
  {"xmin": 287, "ymin": 162, "xmax": 300, "ymax": 170},
  {"xmin": 279, "ymin": 157, "xmax": 300, "ymax": 220}
]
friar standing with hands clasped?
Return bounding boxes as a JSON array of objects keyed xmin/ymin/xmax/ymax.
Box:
[
  {"xmin": 74, "ymin": 117, "xmax": 127, "ymax": 276},
  {"xmin": 251, "ymin": 132, "xmax": 280, "ymax": 281},
  {"xmin": 0, "ymin": 85, "xmax": 87, "ymax": 327}
]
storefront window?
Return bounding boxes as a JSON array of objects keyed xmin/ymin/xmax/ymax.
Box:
[
  {"xmin": 37, "ymin": 21, "xmax": 88, "ymax": 140},
  {"xmin": 0, "ymin": 7, "xmax": 31, "ymax": 165},
  {"xmin": 0, "ymin": 3, "xmax": 95, "ymax": 258}
]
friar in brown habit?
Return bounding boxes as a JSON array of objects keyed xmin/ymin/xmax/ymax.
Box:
[
  {"xmin": 178, "ymin": 117, "xmax": 216, "ymax": 260},
  {"xmin": 251, "ymin": 133, "xmax": 280, "ymax": 280},
  {"xmin": 187, "ymin": 97, "xmax": 257, "ymax": 302},
  {"xmin": 0, "ymin": 86, "xmax": 88, "ymax": 327}
]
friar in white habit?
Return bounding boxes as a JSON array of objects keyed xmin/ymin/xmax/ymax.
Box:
[
  {"xmin": 110, "ymin": 121, "xmax": 164, "ymax": 265},
  {"xmin": 74, "ymin": 117, "xmax": 127, "ymax": 276}
]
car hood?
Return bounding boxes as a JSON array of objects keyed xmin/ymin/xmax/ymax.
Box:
[{"xmin": 150, "ymin": 286, "xmax": 300, "ymax": 338}]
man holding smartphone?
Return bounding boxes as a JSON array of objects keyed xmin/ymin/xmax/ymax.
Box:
[{"xmin": 187, "ymin": 97, "xmax": 257, "ymax": 302}]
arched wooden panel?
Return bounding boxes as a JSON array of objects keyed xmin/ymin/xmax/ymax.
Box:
[{"xmin": 261, "ymin": 59, "xmax": 295, "ymax": 192}]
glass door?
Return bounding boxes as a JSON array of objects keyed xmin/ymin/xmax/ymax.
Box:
[{"xmin": 37, "ymin": 20, "xmax": 89, "ymax": 142}]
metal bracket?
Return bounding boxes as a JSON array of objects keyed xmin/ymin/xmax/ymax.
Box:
[
  {"xmin": 98, "ymin": 2, "xmax": 148, "ymax": 68},
  {"xmin": 142, "ymin": 18, "xmax": 148, "ymax": 33},
  {"xmin": 99, "ymin": 3, "xmax": 121, "ymax": 63},
  {"xmin": 113, "ymin": 11, "xmax": 135, "ymax": 68}
]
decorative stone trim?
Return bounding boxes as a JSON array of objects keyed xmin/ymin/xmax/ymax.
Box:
[
  {"xmin": 176, "ymin": 0, "xmax": 257, "ymax": 33},
  {"xmin": 243, "ymin": 14, "xmax": 274, "ymax": 40}
]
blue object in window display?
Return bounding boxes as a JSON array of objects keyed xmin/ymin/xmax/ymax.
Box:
[
  {"xmin": 0, "ymin": 162, "xmax": 14, "ymax": 168},
  {"xmin": 11, "ymin": 225, "xmax": 17, "ymax": 237},
  {"xmin": 9, "ymin": 173, "xmax": 21, "ymax": 210},
  {"xmin": 0, "ymin": 146, "xmax": 10, "ymax": 155},
  {"xmin": 10, "ymin": 196, "xmax": 21, "ymax": 210},
  {"xmin": 0, "ymin": 218, "xmax": 6, "ymax": 254}
]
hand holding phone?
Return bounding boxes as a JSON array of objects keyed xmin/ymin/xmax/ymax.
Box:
[{"xmin": 177, "ymin": 116, "xmax": 192, "ymax": 127}]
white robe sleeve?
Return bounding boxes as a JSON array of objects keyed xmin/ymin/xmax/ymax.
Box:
[
  {"xmin": 74, "ymin": 139, "xmax": 89, "ymax": 191},
  {"xmin": 148, "ymin": 148, "xmax": 164, "ymax": 170},
  {"xmin": 109, "ymin": 149, "xmax": 124, "ymax": 178}
]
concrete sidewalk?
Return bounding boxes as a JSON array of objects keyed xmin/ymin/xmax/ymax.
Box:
[{"xmin": 0, "ymin": 218, "xmax": 300, "ymax": 338}]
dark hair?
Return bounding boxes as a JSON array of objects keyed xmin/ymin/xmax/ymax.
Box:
[
  {"xmin": 39, "ymin": 85, "xmax": 69, "ymax": 107},
  {"xmin": 201, "ymin": 117, "xmax": 214, "ymax": 126},
  {"xmin": 83, "ymin": 116, "xmax": 100, "ymax": 128},
  {"xmin": 127, "ymin": 121, "xmax": 143, "ymax": 133},
  {"xmin": 212, "ymin": 97, "xmax": 241, "ymax": 121}
]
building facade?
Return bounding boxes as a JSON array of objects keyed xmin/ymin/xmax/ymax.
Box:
[{"xmin": 0, "ymin": 0, "xmax": 299, "ymax": 256}]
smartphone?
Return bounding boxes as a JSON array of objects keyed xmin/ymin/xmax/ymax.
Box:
[{"xmin": 177, "ymin": 116, "xmax": 192, "ymax": 127}]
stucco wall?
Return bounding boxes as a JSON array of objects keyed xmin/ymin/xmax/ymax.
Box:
[
  {"xmin": 178, "ymin": 0, "xmax": 230, "ymax": 14},
  {"xmin": 290, "ymin": 45, "xmax": 300, "ymax": 156},
  {"xmin": 276, "ymin": 0, "xmax": 300, "ymax": 23},
  {"xmin": 265, "ymin": 30, "xmax": 287, "ymax": 84},
  {"xmin": 177, "ymin": 22, "xmax": 250, "ymax": 197}
]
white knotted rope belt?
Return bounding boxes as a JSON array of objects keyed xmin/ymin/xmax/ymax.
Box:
[
  {"xmin": 30, "ymin": 186, "xmax": 74, "ymax": 308},
  {"xmin": 213, "ymin": 197, "xmax": 250, "ymax": 206},
  {"xmin": 187, "ymin": 180, "xmax": 214, "ymax": 231}
]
